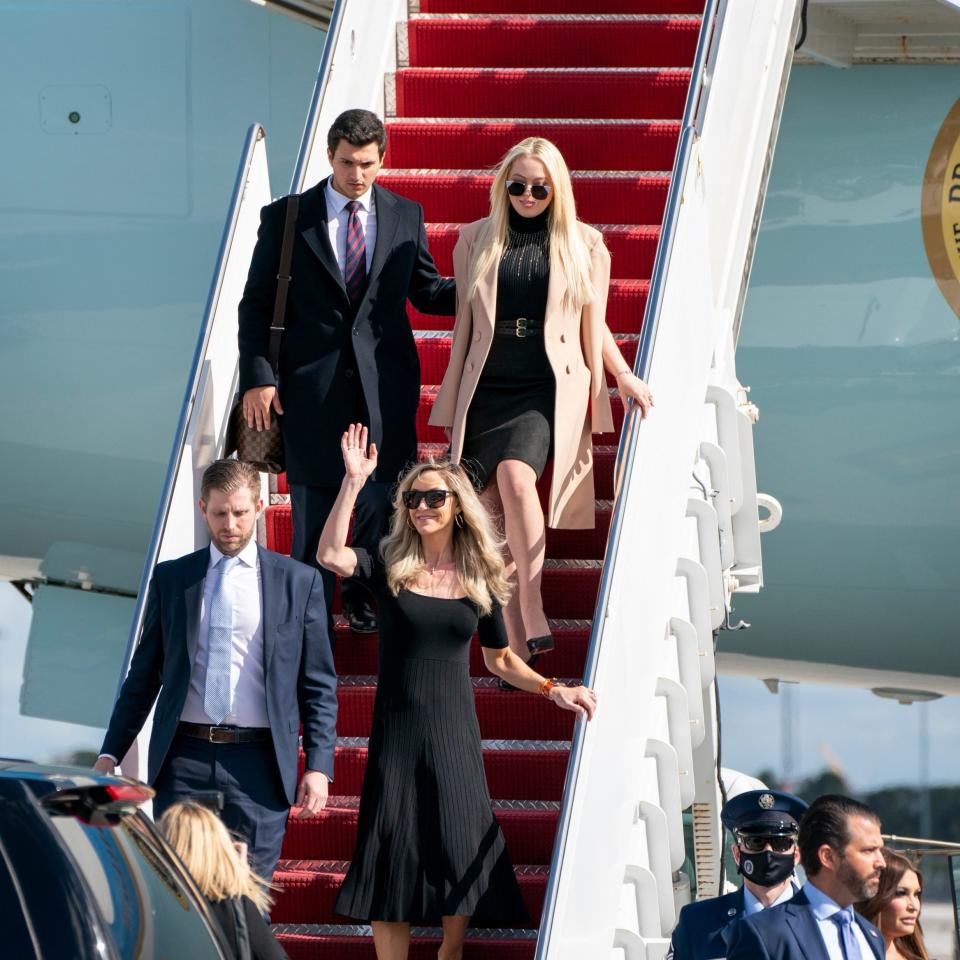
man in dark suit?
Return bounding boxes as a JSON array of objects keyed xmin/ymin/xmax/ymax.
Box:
[
  {"xmin": 238, "ymin": 108, "xmax": 455, "ymax": 635},
  {"xmin": 667, "ymin": 789, "xmax": 806, "ymax": 960},
  {"xmin": 94, "ymin": 459, "xmax": 337, "ymax": 878},
  {"xmin": 727, "ymin": 795, "xmax": 887, "ymax": 960}
]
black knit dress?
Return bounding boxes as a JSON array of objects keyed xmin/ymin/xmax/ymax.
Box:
[
  {"xmin": 333, "ymin": 547, "xmax": 529, "ymax": 926},
  {"xmin": 461, "ymin": 207, "xmax": 554, "ymax": 489}
]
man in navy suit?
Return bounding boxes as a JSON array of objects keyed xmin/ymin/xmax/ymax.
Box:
[
  {"xmin": 239, "ymin": 109, "xmax": 455, "ymax": 636},
  {"xmin": 727, "ymin": 795, "xmax": 887, "ymax": 960},
  {"xmin": 667, "ymin": 789, "xmax": 807, "ymax": 960},
  {"xmin": 94, "ymin": 458, "xmax": 337, "ymax": 878}
]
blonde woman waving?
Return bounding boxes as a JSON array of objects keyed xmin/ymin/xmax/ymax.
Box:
[
  {"xmin": 318, "ymin": 424, "xmax": 596, "ymax": 960},
  {"xmin": 430, "ymin": 137, "xmax": 653, "ymax": 669}
]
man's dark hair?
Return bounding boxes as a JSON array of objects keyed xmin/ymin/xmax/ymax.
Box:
[
  {"xmin": 327, "ymin": 109, "xmax": 386, "ymax": 157},
  {"xmin": 798, "ymin": 795, "xmax": 880, "ymax": 876}
]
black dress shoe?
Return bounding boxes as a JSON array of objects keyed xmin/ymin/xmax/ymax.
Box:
[{"xmin": 342, "ymin": 598, "xmax": 378, "ymax": 634}]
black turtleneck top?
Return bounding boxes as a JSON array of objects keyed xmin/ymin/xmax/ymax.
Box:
[{"xmin": 495, "ymin": 207, "xmax": 550, "ymax": 322}]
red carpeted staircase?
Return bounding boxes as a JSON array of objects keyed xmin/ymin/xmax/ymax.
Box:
[{"xmin": 265, "ymin": 1, "xmax": 701, "ymax": 955}]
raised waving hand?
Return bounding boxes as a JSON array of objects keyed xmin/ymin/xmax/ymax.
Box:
[{"xmin": 341, "ymin": 423, "xmax": 378, "ymax": 482}]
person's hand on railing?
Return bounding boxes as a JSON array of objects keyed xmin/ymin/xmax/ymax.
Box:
[
  {"xmin": 549, "ymin": 683, "xmax": 598, "ymax": 720},
  {"xmin": 615, "ymin": 371, "xmax": 654, "ymax": 419},
  {"xmin": 243, "ymin": 385, "xmax": 284, "ymax": 432},
  {"xmin": 341, "ymin": 422, "xmax": 378, "ymax": 482}
]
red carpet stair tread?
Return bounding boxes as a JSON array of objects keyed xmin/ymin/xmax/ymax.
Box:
[
  {"xmin": 417, "ymin": 0, "xmax": 701, "ymax": 11},
  {"xmin": 416, "ymin": 385, "xmax": 627, "ymax": 444},
  {"xmin": 384, "ymin": 120, "xmax": 681, "ymax": 171},
  {"xmin": 271, "ymin": 0, "xmax": 700, "ymax": 953},
  {"xmin": 272, "ymin": 861, "xmax": 548, "ymax": 926},
  {"xmin": 266, "ymin": 501, "xmax": 611, "ymax": 560},
  {"xmin": 393, "ymin": 68, "xmax": 691, "ymax": 119},
  {"xmin": 410, "ymin": 278, "xmax": 649, "ymax": 333},
  {"xmin": 336, "ymin": 682, "xmax": 577, "ymax": 740},
  {"xmin": 413, "ymin": 332, "xmax": 638, "ymax": 384},
  {"xmin": 272, "ymin": 444, "xmax": 618, "ymax": 499},
  {"xmin": 319, "ymin": 746, "xmax": 570, "ymax": 802},
  {"xmin": 279, "ymin": 932, "xmax": 536, "ymax": 960},
  {"xmin": 377, "ymin": 171, "xmax": 670, "ymax": 225},
  {"xmin": 424, "ymin": 223, "xmax": 662, "ymax": 280},
  {"xmin": 329, "ymin": 621, "xmax": 591, "ymax": 678},
  {"xmin": 405, "ymin": 16, "xmax": 700, "ymax": 68},
  {"xmin": 282, "ymin": 803, "xmax": 559, "ymax": 864}
]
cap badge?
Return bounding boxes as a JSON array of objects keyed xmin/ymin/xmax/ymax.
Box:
[{"xmin": 758, "ymin": 793, "xmax": 775, "ymax": 810}]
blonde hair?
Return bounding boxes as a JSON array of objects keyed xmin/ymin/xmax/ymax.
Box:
[
  {"xmin": 468, "ymin": 136, "xmax": 596, "ymax": 313},
  {"xmin": 382, "ymin": 460, "xmax": 511, "ymax": 614},
  {"xmin": 158, "ymin": 801, "xmax": 275, "ymax": 913}
]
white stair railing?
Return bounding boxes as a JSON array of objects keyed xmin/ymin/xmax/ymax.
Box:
[
  {"xmin": 535, "ymin": 1, "xmax": 800, "ymax": 957},
  {"xmin": 113, "ymin": 124, "xmax": 273, "ymax": 782}
]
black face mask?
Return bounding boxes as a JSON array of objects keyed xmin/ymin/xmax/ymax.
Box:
[{"xmin": 737, "ymin": 850, "xmax": 796, "ymax": 886}]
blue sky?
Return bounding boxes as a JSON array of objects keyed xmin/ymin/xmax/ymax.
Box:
[{"xmin": 718, "ymin": 674, "xmax": 960, "ymax": 791}]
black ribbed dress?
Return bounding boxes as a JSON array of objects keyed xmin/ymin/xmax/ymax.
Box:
[
  {"xmin": 461, "ymin": 207, "xmax": 555, "ymax": 489},
  {"xmin": 333, "ymin": 547, "xmax": 529, "ymax": 926}
]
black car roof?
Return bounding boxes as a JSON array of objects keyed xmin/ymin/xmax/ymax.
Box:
[{"xmin": 0, "ymin": 757, "xmax": 136, "ymax": 798}]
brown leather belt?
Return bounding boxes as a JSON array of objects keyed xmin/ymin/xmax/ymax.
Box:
[{"xmin": 178, "ymin": 722, "xmax": 271, "ymax": 744}]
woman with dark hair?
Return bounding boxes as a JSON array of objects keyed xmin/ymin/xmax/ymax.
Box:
[{"xmin": 856, "ymin": 851, "xmax": 930, "ymax": 960}]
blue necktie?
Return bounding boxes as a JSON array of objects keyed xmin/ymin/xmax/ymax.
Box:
[
  {"xmin": 204, "ymin": 555, "xmax": 238, "ymax": 725},
  {"xmin": 832, "ymin": 908, "xmax": 864, "ymax": 960}
]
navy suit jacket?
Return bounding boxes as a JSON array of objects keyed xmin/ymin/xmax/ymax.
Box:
[
  {"xmin": 668, "ymin": 888, "xmax": 747, "ymax": 960},
  {"xmin": 101, "ymin": 546, "xmax": 338, "ymax": 804},
  {"xmin": 238, "ymin": 179, "xmax": 456, "ymax": 487},
  {"xmin": 726, "ymin": 888, "xmax": 884, "ymax": 960}
]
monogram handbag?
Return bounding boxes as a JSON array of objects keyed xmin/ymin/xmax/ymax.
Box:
[{"xmin": 225, "ymin": 194, "xmax": 299, "ymax": 474}]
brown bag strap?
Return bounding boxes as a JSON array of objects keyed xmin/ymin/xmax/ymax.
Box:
[{"xmin": 267, "ymin": 194, "xmax": 300, "ymax": 373}]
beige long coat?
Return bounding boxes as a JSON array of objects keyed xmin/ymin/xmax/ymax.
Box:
[{"xmin": 429, "ymin": 218, "xmax": 615, "ymax": 530}]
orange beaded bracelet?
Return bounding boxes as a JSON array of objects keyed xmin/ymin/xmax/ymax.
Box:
[{"xmin": 538, "ymin": 678, "xmax": 557, "ymax": 697}]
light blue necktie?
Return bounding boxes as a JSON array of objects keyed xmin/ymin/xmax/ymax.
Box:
[
  {"xmin": 204, "ymin": 555, "xmax": 239, "ymax": 725},
  {"xmin": 832, "ymin": 907, "xmax": 864, "ymax": 960}
]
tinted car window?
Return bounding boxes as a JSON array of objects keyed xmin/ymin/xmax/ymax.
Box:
[
  {"xmin": 50, "ymin": 813, "xmax": 224, "ymax": 959},
  {"xmin": 0, "ymin": 841, "xmax": 39, "ymax": 958}
]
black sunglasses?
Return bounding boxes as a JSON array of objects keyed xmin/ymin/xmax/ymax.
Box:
[
  {"xmin": 402, "ymin": 489, "xmax": 457, "ymax": 509},
  {"xmin": 737, "ymin": 835, "xmax": 797, "ymax": 854},
  {"xmin": 506, "ymin": 180, "xmax": 551, "ymax": 201}
]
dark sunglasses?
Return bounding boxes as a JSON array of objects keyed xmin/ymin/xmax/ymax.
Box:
[
  {"xmin": 402, "ymin": 489, "xmax": 457, "ymax": 509},
  {"xmin": 506, "ymin": 180, "xmax": 551, "ymax": 201},
  {"xmin": 737, "ymin": 835, "xmax": 797, "ymax": 854}
]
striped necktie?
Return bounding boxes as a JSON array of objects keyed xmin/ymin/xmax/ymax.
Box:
[
  {"xmin": 203, "ymin": 555, "xmax": 239, "ymax": 725},
  {"xmin": 344, "ymin": 199, "xmax": 367, "ymax": 308}
]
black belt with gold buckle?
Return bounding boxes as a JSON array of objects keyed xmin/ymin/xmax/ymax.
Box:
[
  {"xmin": 178, "ymin": 722, "xmax": 270, "ymax": 744},
  {"xmin": 494, "ymin": 316, "xmax": 543, "ymax": 338}
]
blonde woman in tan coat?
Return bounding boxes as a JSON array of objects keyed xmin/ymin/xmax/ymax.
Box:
[{"xmin": 430, "ymin": 137, "xmax": 653, "ymax": 672}]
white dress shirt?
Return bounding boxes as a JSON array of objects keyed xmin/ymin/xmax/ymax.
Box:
[
  {"xmin": 803, "ymin": 881, "xmax": 876, "ymax": 960},
  {"xmin": 180, "ymin": 539, "xmax": 270, "ymax": 728},
  {"xmin": 742, "ymin": 879, "xmax": 798, "ymax": 916},
  {"xmin": 325, "ymin": 179, "xmax": 376, "ymax": 277}
]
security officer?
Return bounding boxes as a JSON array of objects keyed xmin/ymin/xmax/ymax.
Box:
[{"xmin": 666, "ymin": 789, "xmax": 808, "ymax": 960}]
